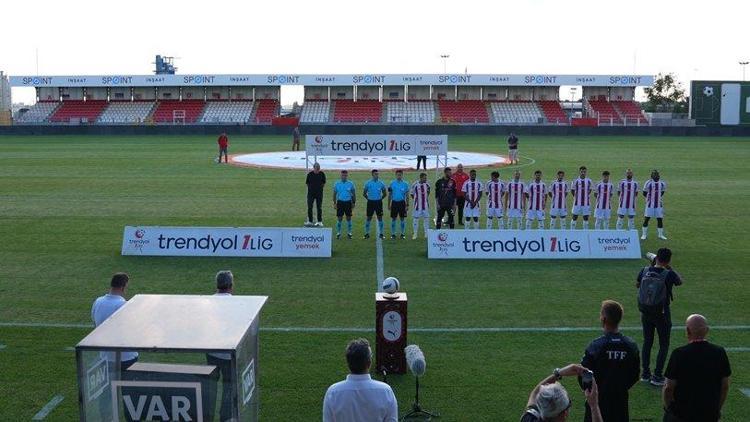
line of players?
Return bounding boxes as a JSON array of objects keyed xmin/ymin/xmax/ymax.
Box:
[{"xmin": 332, "ymin": 166, "xmax": 668, "ymax": 241}]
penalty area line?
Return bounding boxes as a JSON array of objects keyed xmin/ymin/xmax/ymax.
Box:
[{"xmin": 32, "ymin": 394, "xmax": 64, "ymax": 420}]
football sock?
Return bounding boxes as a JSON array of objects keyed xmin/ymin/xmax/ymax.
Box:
[
  {"xmin": 560, "ymin": 219, "xmax": 567, "ymax": 230},
  {"xmin": 583, "ymin": 220, "xmax": 589, "ymax": 230},
  {"xmin": 423, "ymin": 218, "xmax": 429, "ymax": 234},
  {"xmin": 365, "ymin": 220, "xmax": 371, "ymax": 234},
  {"xmin": 400, "ymin": 220, "xmax": 405, "ymax": 234},
  {"xmin": 486, "ymin": 218, "xmax": 493, "ymax": 229},
  {"xmin": 336, "ymin": 221, "xmax": 342, "ymax": 234},
  {"xmin": 642, "ymin": 227, "xmax": 648, "ymax": 237},
  {"xmin": 628, "ymin": 219, "xmax": 635, "ymax": 230},
  {"xmin": 525, "ymin": 219, "xmax": 532, "ymax": 230},
  {"xmin": 413, "ymin": 218, "xmax": 419, "ymax": 235},
  {"xmin": 378, "ymin": 220, "xmax": 384, "ymax": 235},
  {"xmin": 616, "ymin": 217, "xmax": 624, "ymax": 230},
  {"xmin": 498, "ymin": 219, "xmax": 504, "ymax": 229},
  {"xmin": 603, "ymin": 220, "xmax": 610, "ymax": 230},
  {"xmin": 391, "ymin": 220, "xmax": 396, "ymax": 234},
  {"xmin": 657, "ymin": 228, "xmax": 665, "ymax": 237},
  {"xmin": 570, "ymin": 220, "xmax": 577, "ymax": 229},
  {"xmin": 347, "ymin": 220, "xmax": 352, "ymax": 233}
]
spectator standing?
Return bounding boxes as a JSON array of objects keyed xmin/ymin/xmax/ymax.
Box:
[
  {"xmin": 323, "ymin": 338, "xmax": 397, "ymax": 422},
  {"xmin": 663, "ymin": 314, "xmax": 731, "ymax": 422},
  {"xmin": 508, "ymin": 132, "xmax": 519, "ymax": 164},
  {"xmin": 217, "ymin": 132, "xmax": 229, "ymax": 163},
  {"xmin": 580, "ymin": 300, "xmax": 640, "ymax": 422},
  {"xmin": 292, "ymin": 126, "xmax": 301, "ymax": 151},
  {"xmin": 305, "ymin": 163, "xmax": 326, "ymax": 227},
  {"xmin": 416, "ymin": 154, "xmax": 427, "ymax": 170},
  {"xmin": 637, "ymin": 247, "xmax": 683, "ymax": 386}
]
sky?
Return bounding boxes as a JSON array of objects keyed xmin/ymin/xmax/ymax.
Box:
[{"xmin": 3, "ymin": 0, "xmax": 747, "ymax": 104}]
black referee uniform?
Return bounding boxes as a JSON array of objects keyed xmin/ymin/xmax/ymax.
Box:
[
  {"xmin": 580, "ymin": 332, "xmax": 640, "ymax": 422},
  {"xmin": 306, "ymin": 169, "xmax": 326, "ymax": 223},
  {"xmin": 435, "ymin": 177, "xmax": 456, "ymax": 229}
]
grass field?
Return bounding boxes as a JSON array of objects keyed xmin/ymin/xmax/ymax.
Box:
[{"xmin": 0, "ymin": 134, "xmax": 748, "ymax": 421}]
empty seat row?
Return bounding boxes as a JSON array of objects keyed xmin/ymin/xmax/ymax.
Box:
[
  {"xmin": 200, "ymin": 101, "xmax": 254, "ymax": 123},
  {"xmin": 490, "ymin": 102, "xmax": 544, "ymax": 124},
  {"xmin": 612, "ymin": 101, "xmax": 648, "ymax": 124},
  {"xmin": 251, "ymin": 100, "xmax": 279, "ymax": 124},
  {"xmin": 49, "ymin": 100, "xmax": 109, "ymax": 123},
  {"xmin": 300, "ymin": 100, "xmax": 331, "ymax": 123},
  {"xmin": 537, "ymin": 101, "xmax": 569, "ymax": 124},
  {"xmin": 152, "ymin": 100, "xmax": 206, "ymax": 123},
  {"xmin": 333, "ymin": 100, "xmax": 383, "ymax": 123},
  {"xmin": 588, "ymin": 100, "xmax": 623, "ymax": 124},
  {"xmin": 98, "ymin": 101, "xmax": 155, "ymax": 124},
  {"xmin": 386, "ymin": 101, "xmax": 436, "ymax": 123},
  {"xmin": 15, "ymin": 102, "xmax": 59, "ymax": 123},
  {"xmin": 437, "ymin": 100, "xmax": 489, "ymax": 124}
]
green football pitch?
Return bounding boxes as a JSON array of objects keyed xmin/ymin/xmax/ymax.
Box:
[{"xmin": 0, "ymin": 134, "xmax": 748, "ymax": 420}]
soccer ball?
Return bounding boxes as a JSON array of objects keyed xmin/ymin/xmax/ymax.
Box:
[
  {"xmin": 703, "ymin": 86, "xmax": 714, "ymax": 97},
  {"xmin": 382, "ymin": 277, "xmax": 400, "ymax": 294}
]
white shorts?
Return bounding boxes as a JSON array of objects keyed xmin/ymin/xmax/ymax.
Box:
[
  {"xmin": 412, "ymin": 209, "xmax": 430, "ymax": 218},
  {"xmin": 617, "ymin": 207, "xmax": 636, "ymax": 217},
  {"xmin": 594, "ymin": 208, "xmax": 611, "ymax": 220},
  {"xmin": 550, "ymin": 208, "xmax": 567, "ymax": 218},
  {"xmin": 645, "ymin": 207, "xmax": 664, "ymax": 218},
  {"xmin": 509, "ymin": 149, "xmax": 518, "ymax": 160},
  {"xmin": 507, "ymin": 208, "xmax": 523, "ymax": 218},
  {"xmin": 526, "ymin": 210, "xmax": 545, "ymax": 220},
  {"xmin": 572, "ymin": 205, "xmax": 591, "ymax": 216},
  {"xmin": 463, "ymin": 205, "xmax": 481, "ymax": 218},
  {"xmin": 486, "ymin": 207, "xmax": 504, "ymax": 218}
]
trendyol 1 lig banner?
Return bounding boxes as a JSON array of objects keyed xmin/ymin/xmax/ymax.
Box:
[
  {"xmin": 122, "ymin": 226, "xmax": 332, "ymax": 258},
  {"xmin": 305, "ymin": 135, "xmax": 448, "ymax": 157},
  {"xmin": 427, "ymin": 229, "xmax": 641, "ymax": 260}
]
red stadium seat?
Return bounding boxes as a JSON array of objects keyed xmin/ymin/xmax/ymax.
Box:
[
  {"xmin": 151, "ymin": 100, "xmax": 207, "ymax": 123},
  {"xmin": 332, "ymin": 100, "xmax": 383, "ymax": 123},
  {"xmin": 588, "ymin": 100, "xmax": 623, "ymax": 125},
  {"xmin": 612, "ymin": 101, "xmax": 649, "ymax": 125},
  {"xmin": 252, "ymin": 99, "xmax": 280, "ymax": 124},
  {"xmin": 437, "ymin": 100, "xmax": 489, "ymax": 124},
  {"xmin": 537, "ymin": 101, "xmax": 569, "ymax": 124},
  {"xmin": 49, "ymin": 100, "xmax": 109, "ymax": 123}
]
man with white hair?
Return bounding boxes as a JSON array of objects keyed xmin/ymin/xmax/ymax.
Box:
[
  {"xmin": 521, "ymin": 364, "xmax": 603, "ymax": 422},
  {"xmin": 663, "ymin": 314, "xmax": 731, "ymax": 422},
  {"xmin": 207, "ymin": 270, "xmax": 235, "ymax": 421}
]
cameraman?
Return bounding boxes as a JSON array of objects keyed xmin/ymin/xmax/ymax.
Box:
[
  {"xmin": 637, "ymin": 247, "xmax": 683, "ymax": 386},
  {"xmin": 521, "ymin": 364, "xmax": 603, "ymax": 422}
]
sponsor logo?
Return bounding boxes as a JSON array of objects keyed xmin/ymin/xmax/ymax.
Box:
[
  {"xmin": 242, "ymin": 360, "xmax": 256, "ymax": 405},
  {"xmin": 314, "ymin": 135, "xmax": 323, "ymax": 144},
  {"xmin": 461, "ymin": 236, "xmax": 581, "ymax": 254},
  {"xmin": 114, "ymin": 381, "xmax": 201, "ymax": 421},
  {"xmin": 576, "ymin": 76, "xmax": 596, "ymax": 84},
  {"xmin": 154, "ymin": 234, "xmax": 273, "ymax": 254},
  {"xmin": 184, "ymin": 75, "xmax": 215, "ymax": 85},
  {"xmin": 329, "ymin": 139, "xmax": 411, "ymax": 153},
  {"xmin": 101, "ymin": 76, "xmax": 133, "ymax": 85},
  {"xmin": 352, "ymin": 75, "xmax": 385, "ymax": 84},
  {"xmin": 609, "ymin": 76, "xmax": 643, "ymax": 85},
  {"xmin": 128, "ymin": 229, "xmax": 150, "ymax": 251},
  {"xmin": 135, "ymin": 229, "xmax": 145, "ymax": 239},
  {"xmin": 438, "ymin": 75, "xmax": 472, "ymax": 84},
  {"xmin": 524, "ymin": 75, "xmax": 558, "ymax": 84},
  {"xmin": 22, "ymin": 77, "xmax": 53, "ymax": 85},
  {"xmin": 431, "ymin": 232, "xmax": 455, "ymax": 256},
  {"xmin": 595, "ymin": 236, "xmax": 631, "ymax": 252},
  {"xmin": 86, "ymin": 359, "xmax": 109, "ymax": 402},
  {"xmin": 437, "ymin": 232, "xmax": 448, "ymax": 242},
  {"xmin": 267, "ymin": 75, "xmax": 300, "ymax": 84},
  {"xmin": 289, "ymin": 234, "xmax": 325, "ymax": 251}
]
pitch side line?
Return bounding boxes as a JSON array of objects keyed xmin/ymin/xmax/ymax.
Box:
[
  {"xmin": 32, "ymin": 395, "xmax": 64, "ymax": 420},
  {"xmin": 3, "ymin": 321, "xmax": 750, "ymax": 333},
  {"xmin": 726, "ymin": 347, "xmax": 750, "ymax": 352}
]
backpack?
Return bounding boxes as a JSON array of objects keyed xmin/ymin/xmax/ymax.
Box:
[{"xmin": 638, "ymin": 266, "xmax": 669, "ymax": 315}]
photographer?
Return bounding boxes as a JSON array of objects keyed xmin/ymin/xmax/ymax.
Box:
[
  {"xmin": 637, "ymin": 248, "xmax": 683, "ymax": 386},
  {"xmin": 521, "ymin": 364, "xmax": 602, "ymax": 422}
]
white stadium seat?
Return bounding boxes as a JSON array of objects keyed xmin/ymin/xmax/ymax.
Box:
[
  {"xmin": 490, "ymin": 102, "xmax": 544, "ymax": 124},
  {"xmin": 200, "ymin": 101, "xmax": 254, "ymax": 123},
  {"xmin": 97, "ymin": 102, "xmax": 156, "ymax": 124},
  {"xmin": 15, "ymin": 102, "xmax": 59, "ymax": 123},
  {"xmin": 386, "ymin": 101, "xmax": 436, "ymax": 123},
  {"xmin": 300, "ymin": 101, "xmax": 331, "ymax": 123}
]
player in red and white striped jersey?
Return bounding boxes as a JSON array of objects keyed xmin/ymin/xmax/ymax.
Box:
[
  {"xmin": 461, "ymin": 169, "xmax": 484, "ymax": 229},
  {"xmin": 548, "ymin": 170, "xmax": 569, "ymax": 229},
  {"xmin": 505, "ymin": 170, "xmax": 525, "ymax": 230},
  {"xmin": 641, "ymin": 170, "xmax": 668, "ymax": 240},
  {"xmin": 525, "ymin": 170, "xmax": 547, "ymax": 230},
  {"xmin": 616, "ymin": 168, "xmax": 639, "ymax": 231},
  {"xmin": 594, "ymin": 170, "xmax": 614, "ymax": 229},
  {"xmin": 485, "ymin": 171, "xmax": 505, "ymax": 229},
  {"xmin": 410, "ymin": 173, "xmax": 431, "ymax": 239},
  {"xmin": 570, "ymin": 166, "xmax": 593, "ymax": 230}
]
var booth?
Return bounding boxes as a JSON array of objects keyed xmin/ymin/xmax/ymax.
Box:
[{"xmin": 75, "ymin": 294, "xmax": 267, "ymax": 421}]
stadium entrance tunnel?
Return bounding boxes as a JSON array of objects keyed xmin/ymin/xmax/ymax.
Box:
[{"xmin": 229, "ymin": 151, "xmax": 509, "ymax": 171}]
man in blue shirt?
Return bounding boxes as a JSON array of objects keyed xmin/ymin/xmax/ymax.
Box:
[
  {"xmin": 388, "ymin": 170, "xmax": 410, "ymax": 239},
  {"xmin": 363, "ymin": 169, "xmax": 387, "ymax": 239},
  {"xmin": 333, "ymin": 170, "xmax": 356, "ymax": 239}
]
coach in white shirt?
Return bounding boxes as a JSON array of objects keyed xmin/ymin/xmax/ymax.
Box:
[
  {"xmin": 91, "ymin": 272, "xmax": 139, "ymax": 367},
  {"xmin": 323, "ymin": 338, "xmax": 398, "ymax": 422}
]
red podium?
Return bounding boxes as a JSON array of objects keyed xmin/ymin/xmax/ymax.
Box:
[{"xmin": 375, "ymin": 292, "xmax": 408, "ymax": 374}]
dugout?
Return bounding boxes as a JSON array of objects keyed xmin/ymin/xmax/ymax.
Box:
[{"xmin": 75, "ymin": 294, "xmax": 267, "ymax": 422}]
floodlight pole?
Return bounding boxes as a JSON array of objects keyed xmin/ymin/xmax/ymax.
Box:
[
  {"xmin": 740, "ymin": 61, "xmax": 749, "ymax": 82},
  {"xmin": 440, "ymin": 55, "xmax": 450, "ymax": 74}
]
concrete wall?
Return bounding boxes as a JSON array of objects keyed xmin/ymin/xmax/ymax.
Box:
[
  {"xmin": 383, "ymin": 86, "xmax": 404, "ymax": 101},
  {"xmin": 39, "ymin": 87, "xmax": 59, "ymax": 101},
  {"xmin": 356, "ymin": 86, "xmax": 379, "ymax": 100},
  {"xmin": 133, "ymin": 87, "xmax": 156, "ymax": 101},
  {"xmin": 86, "ymin": 88, "xmax": 108, "ymax": 100},
  {"xmin": 182, "ymin": 87, "xmax": 204, "ymax": 100},
  {"xmin": 483, "ymin": 86, "xmax": 506, "ymax": 101},
  {"xmin": 331, "ymin": 86, "xmax": 354, "ymax": 100},
  {"xmin": 407, "ymin": 86, "xmax": 430, "ymax": 101},
  {"xmin": 110, "ymin": 87, "xmax": 131, "ymax": 101},
  {"xmin": 304, "ymin": 86, "xmax": 328, "ymax": 100},
  {"xmin": 457, "ymin": 87, "xmax": 481, "ymax": 100}
]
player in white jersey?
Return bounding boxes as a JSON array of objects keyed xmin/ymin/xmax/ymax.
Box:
[
  {"xmin": 594, "ymin": 170, "xmax": 614, "ymax": 229},
  {"xmin": 485, "ymin": 171, "xmax": 505, "ymax": 229},
  {"xmin": 616, "ymin": 168, "xmax": 639, "ymax": 231},
  {"xmin": 570, "ymin": 166, "xmax": 593, "ymax": 230},
  {"xmin": 525, "ymin": 170, "xmax": 547, "ymax": 230},
  {"xmin": 505, "ymin": 170, "xmax": 525, "ymax": 229},
  {"xmin": 548, "ymin": 170, "xmax": 569, "ymax": 229},
  {"xmin": 641, "ymin": 170, "xmax": 667, "ymax": 240},
  {"xmin": 410, "ymin": 173, "xmax": 431, "ymax": 239},
  {"xmin": 461, "ymin": 169, "xmax": 483, "ymax": 229}
]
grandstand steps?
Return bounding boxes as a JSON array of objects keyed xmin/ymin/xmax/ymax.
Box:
[
  {"xmin": 328, "ymin": 101, "xmax": 336, "ymax": 123},
  {"xmin": 485, "ymin": 102, "xmax": 496, "ymax": 124}
]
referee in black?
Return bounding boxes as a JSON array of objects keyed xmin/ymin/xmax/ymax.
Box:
[
  {"xmin": 305, "ymin": 162, "xmax": 326, "ymax": 227},
  {"xmin": 580, "ymin": 300, "xmax": 640, "ymax": 422},
  {"xmin": 435, "ymin": 167, "xmax": 457, "ymax": 229}
]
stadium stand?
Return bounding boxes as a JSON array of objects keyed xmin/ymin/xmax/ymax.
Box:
[
  {"xmin": 385, "ymin": 101, "xmax": 436, "ymax": 123},
  {"xmin": 333, "ymin": 100, "xmax": 383, "ymax": 123},
  {"xmin": 489, "ymin": 101, "xmax": 544, "ymax": 124},
  {"xmin": 299, "ymin": 100, "xmax": 331, "ymax": 123},
  {"xmin": 152, "ymin": 100, "xmax": 206, "ymax": 123},
  {"xmin": 14, "ymin": 101, "xmax": 60, "ymax": 123},
  {"xmin": 612, "ymin": 101, "xmax": 649, "ymax": 125},
  {"xmin": 252, "ymin": 99, "xmax": 279, "ymax": 124},
  {"xmin": 49, "ymin": 100, "xmax": 109, "ymax": 123},
  {"xmin": 200, "ymin": 101, "xmax": 254, "ymax": 123},
  {"xmin": 587, "ymin": 98, "xmax": 623, "ymax": 125},
  {"xmin": 438, "ymin": 100, "xmax": 489, "ymax": 124},
  {"xmin": 97, "ymin": 101, "xmax": 155, "ymax": 124},
  {"xmin": 538, "ymin": 100, "xmax": 569, "ymax": 124}
]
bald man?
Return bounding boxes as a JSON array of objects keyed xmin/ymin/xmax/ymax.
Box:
[{"xmin": 662, "ymin": 315, "xmax": 731, "ymax": 422}]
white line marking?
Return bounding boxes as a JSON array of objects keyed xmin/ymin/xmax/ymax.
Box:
[
  {"xmin": 0, "ymin": 344, "xmax": 6, "ymax": 350},
  {"xmin": 64, "ymin": 347, "xmax": 76, "ymax": 352},
  {"xmin": 375, "ymin": 236, "xmax": 384, "ymax": 291},
  {"xmin": 741, "ymin": 388, "xmax": 750, "ymax": 398},
  {"xmin": 506, "ymin": 154, "xmax": 537, "ymax": 170},
  {"xmin": 726, "ymin": 347, "xmax": 750, "ymax": 352},
  {"xmin": 1, "ymin": 321, "xmax": 749, "ymax": 333},
  {"xmin": 32, "ymin": 395, "xmax": 64, "ymax": 420}
]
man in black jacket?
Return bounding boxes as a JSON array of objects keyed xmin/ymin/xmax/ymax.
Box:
[
  {"xmin": 580, "ymin": 300, "xmax": 640, "ymax": 422},
  {"xmin": 434, "ymin": 167, "xmax": 457, "ymax": 229},
  {"xmin": 305, "ymin": 162, "xmax": 326, "ymax": 226}
]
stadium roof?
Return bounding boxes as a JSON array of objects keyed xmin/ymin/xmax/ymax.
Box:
[{"xmin": 10, "ymin": 73, "xmax": 653, "ymax": 88}]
